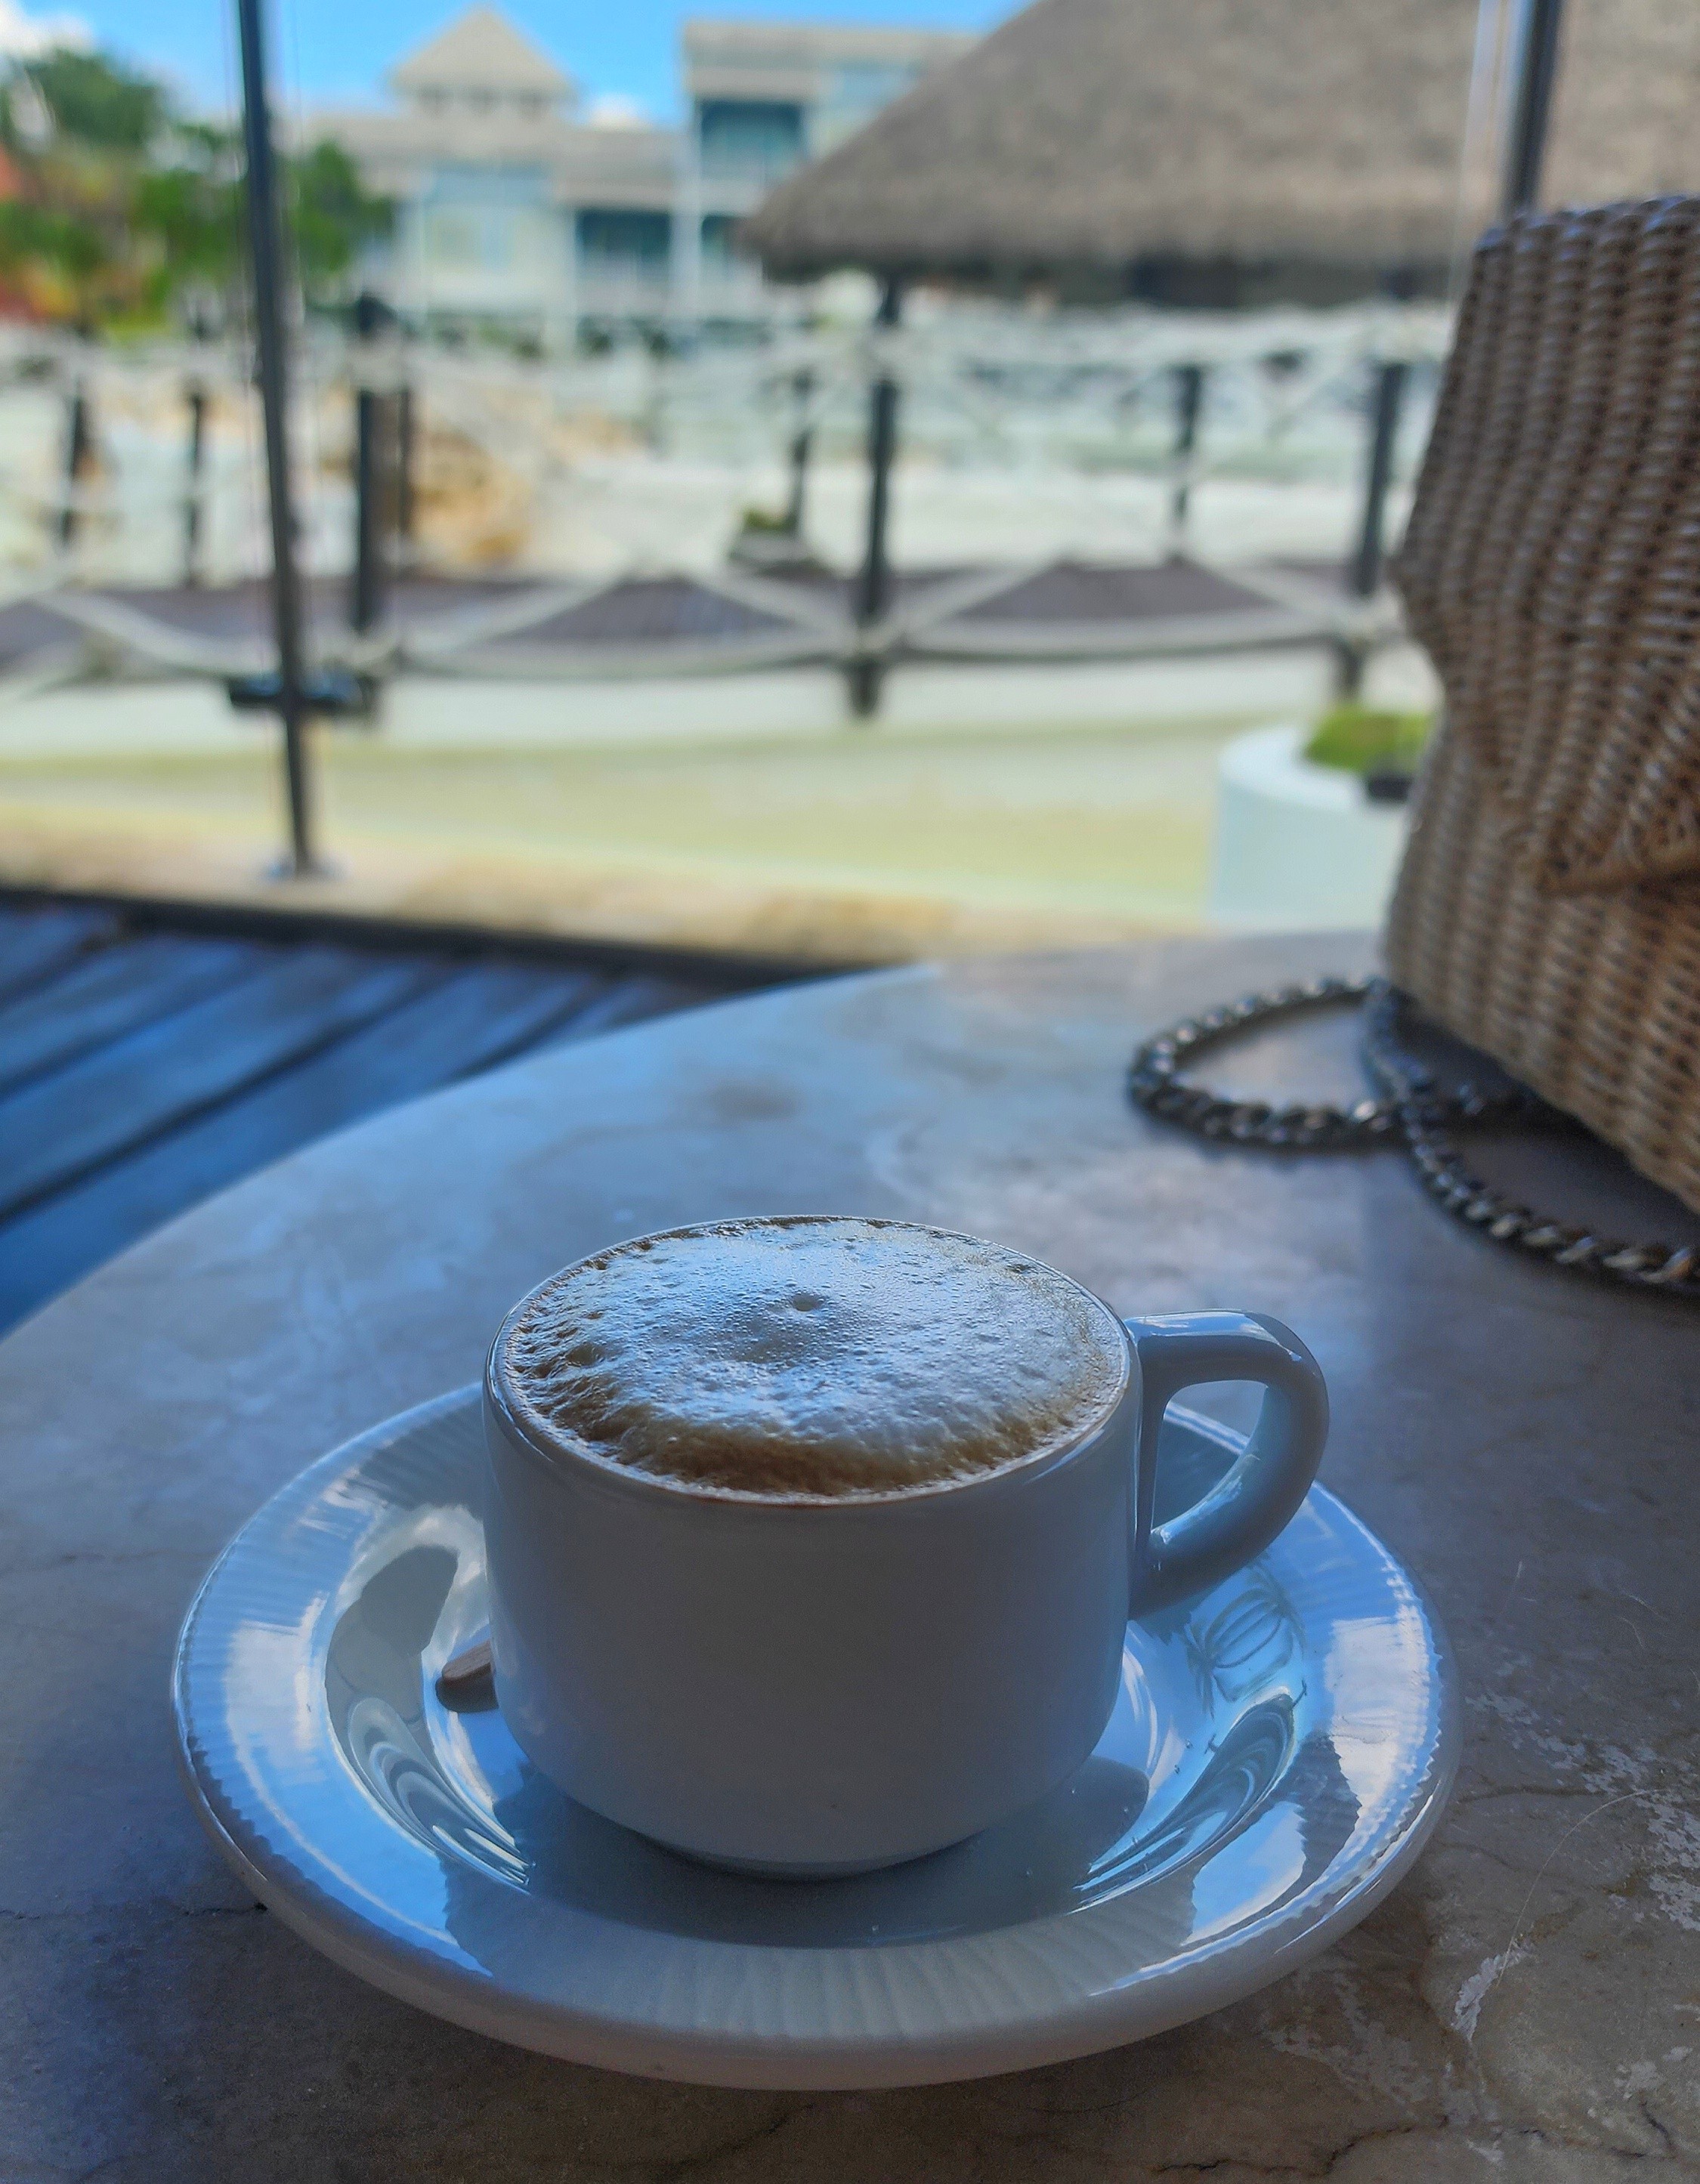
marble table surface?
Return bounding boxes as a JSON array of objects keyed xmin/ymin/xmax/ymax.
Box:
[{"xmin": 3, "ymin": 934, "xmax": 1696, "ymax": 2184}]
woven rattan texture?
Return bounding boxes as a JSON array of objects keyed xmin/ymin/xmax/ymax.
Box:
[{"xmin": 1388, "ymin": 198, "xmax": 1700, "ymax": 1216}]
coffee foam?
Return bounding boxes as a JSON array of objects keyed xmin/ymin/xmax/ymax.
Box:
[{"xmin": 500, "ymin": 1218, "xmax": 1126, "ymax": 1499}]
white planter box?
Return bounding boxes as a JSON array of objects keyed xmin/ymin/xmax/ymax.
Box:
[{"xmin": 1208, "ymin": 723, "xmax": 1409, "ymax": 931}]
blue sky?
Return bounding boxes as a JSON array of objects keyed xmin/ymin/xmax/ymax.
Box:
[{"xmin": 26, "ymin": 0, "xmax": 1005, "ymax": 122}]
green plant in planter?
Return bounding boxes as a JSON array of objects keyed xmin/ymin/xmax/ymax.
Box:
[
  {"xmin": 1303, "ymin": 703, "xmax": 1434, "ymax": 777},
  {"xmin": 736, "ymin": 505, "xmax": 793, "ymax": 536}
]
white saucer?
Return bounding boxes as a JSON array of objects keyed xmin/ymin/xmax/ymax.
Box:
[{"xmin": 174, "ymin": 1388, "xmax": 1458, "ymax": 2089}]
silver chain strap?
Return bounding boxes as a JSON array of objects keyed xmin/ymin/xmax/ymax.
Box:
[{"xmin": 1128, "ymin": 975, "xmax": 1700, "ymax": 1299}]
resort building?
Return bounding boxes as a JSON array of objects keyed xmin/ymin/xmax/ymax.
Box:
[{"xmin": 317, "ymin": 7, "xmax": 976, "ymax": 342}]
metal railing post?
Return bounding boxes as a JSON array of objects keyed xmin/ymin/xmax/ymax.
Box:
[
  {"xmin": 1337, "ymin": 356, "xmax": 1410, "ymax": 697},
  {"xmin": 1352, "ymin": 359, "xmax": 1409, "ymax": 599},
  {"xmin": 349, "ymin": 290, "xmax": 386, "ymax": 635},
  {"xmin": 235, "ymin": 0, "xmax": 317, "ymax": 877},
  {"xmin": 1168, "ymin": 362, "xmax": 1205, "ymax": 551},
  {"xmin": 394, "ymin": 382, "xmax": 415, "ymax": 556},
  {"xmin": 784, "ymin": 366, "xmax": 814, "ymax": 538},
  {"xmin": 58, "ymin": 378, "xmax": 91, "ymax": 552},
  {"xmin": 182, "ymin": 381, "xmax": 207, "ymax": 587},
  {"xmin": 849, "ymin": 280, "xmax": 902, "ymax": 718}
]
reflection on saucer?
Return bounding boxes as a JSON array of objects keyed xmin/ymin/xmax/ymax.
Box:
[{"xmin": 322, "ymin": 1449, "xmax": 1351, "ymax": 1959}]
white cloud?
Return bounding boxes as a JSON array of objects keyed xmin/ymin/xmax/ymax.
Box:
[
  {"xmin": 586, "ymin": 94, "xmax": 647, "ymax": 131},
  {"xmin": 0, "ymin": 0, "xmax": 92, "ymax": 58}
]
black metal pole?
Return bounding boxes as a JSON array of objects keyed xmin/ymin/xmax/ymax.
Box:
[
  {"xmin": 182, "ymin": 382, "xmax": 206, "ymax": 586},
  {"xmin": 849, "ymin": 280, "xmax": 901, "ymax": 718},
  {"xmin": 1337, "ymin": 356, "xmax": 1410, "ymax": 696},
  {"xmin": 236, "ymin": 0, "xmax": 316, "ymax": 876},
  {"xmin": 351, "ymin": 386, "xmax": 382, "ymax": 632},
  {"xmin": 1352, "ymin": 360, "xmax": 1408, "ymax": 599},
  {"xmin": 1502, "ymin": 0, "xmax": 1566, "ymax": 216},
  {"xmin": 1168, "ymin": 361, "xmax": 1204, "ymax": 550},
  {"xmin": 349, "ymin": 292, "xmax": 385, "ymax": 634},
  {"xmin": 784, "ymin": 366, "xmax": 814, "ymax": 538},
  {"xmin": 58, "ymin": 379, "xmax": 90, "ymax": 551},
  {"xmin": 394, "ymin": 382, "xmax": 415, "ymax": 552}
]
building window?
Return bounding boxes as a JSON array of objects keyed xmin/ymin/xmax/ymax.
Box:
[
  {"xmin": 422, "ymin": 208, "xmax": 483, "ymax": 269},
  {"xmin": 830, "ymin": 61, "xmax": 917, "ymax": 108},
  {"xmin": 700, "ymin": 214, "xmax": 738, "ymax": 267},
  {"xmin": 422, "ymin": 206, "xmax": 548, "ymax": 273},
  {"xmin": 427, "ymin": 164, "xmax": 549, "ymax": 208},
  {"xmin": 416, "ymin": 166, "xmax": 551, "ymax": 279},
  {"xmin": 809, "ymin": 63, "xmax": 920, "ymax": 155},
  {"xmin": 576, "ymin": 208, "xmax": 672, "ymax": 282},
  {"xmin": 697, "ymin": 100, "xmax": 804, "ymax": 181}
]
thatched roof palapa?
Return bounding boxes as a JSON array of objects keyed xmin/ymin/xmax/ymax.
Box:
[{"xmin": 744, "ymin": 0, "xmax": 1700, "ymax": 289}]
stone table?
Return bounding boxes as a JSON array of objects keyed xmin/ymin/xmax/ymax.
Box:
[{"xmin": 3, "ymin": 936, "xmax": 1696, "ymax": 2183}]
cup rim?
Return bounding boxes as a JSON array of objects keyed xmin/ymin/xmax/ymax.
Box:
[{"xmin": 483, "ymin": 1214, "xmax": 1134, "ymax": 1512}]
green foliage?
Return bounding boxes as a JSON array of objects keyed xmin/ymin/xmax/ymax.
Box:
[
  {"xmin": 133, "ymin": 124, "xmax": 243, "ymax": 295},
  {"xmin": 0, "ymin": 197, "xmax": 106, "ymax": 280},
  {"xmin": 289, "ymin": 140, "xmax": 391, "ymax": 292},
  {"xmin": 0, "ymin": 47, "xmax": 390, "ymax": 332},
  {"xmin": 6, "ymin": 48, "xmax": 165, "ymax": 153},
  {"xmin": 1303, "ymin": 703, "xmax": 1433, "ymax": 777}
]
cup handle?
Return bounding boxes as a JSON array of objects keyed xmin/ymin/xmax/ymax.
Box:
[{"xmin": 1123, "ymin": 1312, "xmax": 1328, "ymax": 1614}]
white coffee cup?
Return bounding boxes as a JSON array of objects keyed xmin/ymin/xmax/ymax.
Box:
[{"xmin": 482, "ymin": 1219, "xmax": 1328, "ymax": 1875}]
